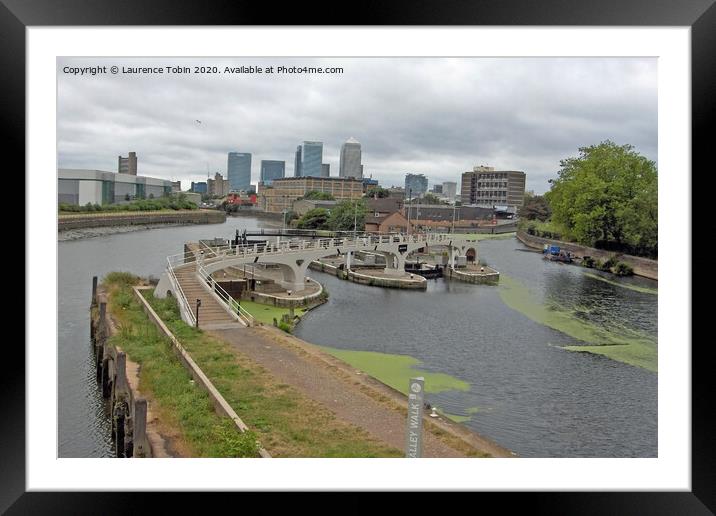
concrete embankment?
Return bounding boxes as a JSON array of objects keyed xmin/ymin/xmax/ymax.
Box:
[
  {"xmin": 516, "ymin": 230, "xmax": 658, "ymax": 280},
  {"xmin": 444, "ymin": 265, "xmax": 500, "ymax": 285},
  {"xmin": 59, "ymin": 209, "xmax": 225, "ymax": 231}
]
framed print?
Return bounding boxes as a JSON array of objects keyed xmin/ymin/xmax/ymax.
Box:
[{"xmin": 7, "ymin": 0, "xmax": 711, "ymax": 512}]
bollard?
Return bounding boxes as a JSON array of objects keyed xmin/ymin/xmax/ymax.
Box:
[{"xmin": 91, "ymin": 276, "xmax": 98, "ymax": 307}]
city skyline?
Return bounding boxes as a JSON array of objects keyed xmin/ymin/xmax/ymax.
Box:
[{"xmin": 57, "ymin": 57, "xmax": 657, "ymax": 194}]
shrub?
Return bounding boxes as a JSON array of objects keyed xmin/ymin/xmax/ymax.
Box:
[
  {"xmin": 598, "ymin": 255, "xmax": 619, "ymax": 271},
  {"xmin": 614, "ymin": 262, "xmax": 634, "ymax": 276},
  {"xmin": 581, "ymin": 256, "xmax": 596, "ymax": 268},
  {"xmin": 278, "ymin": 321, "xmax": 292, "ymax": 333},
  {"xmin": 104, "ymin": 271, "xmax": 140, "ymax": 287}
]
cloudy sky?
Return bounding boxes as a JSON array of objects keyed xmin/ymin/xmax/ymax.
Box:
[{"xmin": 57, "ymin": 57, "xmax": 656, "ymax": 194}]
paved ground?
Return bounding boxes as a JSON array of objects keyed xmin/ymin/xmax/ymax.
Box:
[{"xmin": 210, "ymin": 325, "xmax": 512, "ymax": 458}]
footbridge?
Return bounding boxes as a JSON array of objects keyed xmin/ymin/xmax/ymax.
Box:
[{"xmin": 155, "ymin": 233, "xmax": 479, "ymax": 327}]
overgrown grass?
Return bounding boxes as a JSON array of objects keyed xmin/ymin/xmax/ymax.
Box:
[
  {"xmin": 142, "ymin": 290, "xmax": 403, "ymax": 457},
  {"xmin": 237, "ymin": 300, "xmax": 307, "ymax": 326},
  {"xmin": 103, "ymin": 275, "xmax": 261, "ymax": 457}
]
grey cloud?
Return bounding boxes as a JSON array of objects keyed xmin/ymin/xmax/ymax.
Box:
[{"xmin": 58, "ymin": 57, "xmax": 657, "ymax": 193}]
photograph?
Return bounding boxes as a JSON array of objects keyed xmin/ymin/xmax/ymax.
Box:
[
  {"xmin": 57, "ymin": 56, "xmax": 658, "ymax": 460},
  {"xmin": 9, "ymin": 12, "xmax": 706, "ymax": 508}
]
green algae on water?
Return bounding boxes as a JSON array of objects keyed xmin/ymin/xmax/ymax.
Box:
[
  {"xmin": 582, "ymin": 272, "xmax": 658, "ymax": 295},
  {"xmin": 443, "ymin": 407, "xmax": 482, "ymax": 423},
  {"xmin": 498, "ymin": 274, "xmax": 657, "ymax": 372},
  {"xmin": 316, "ymin": 346, "xmax": 470, "ymax": 395}
]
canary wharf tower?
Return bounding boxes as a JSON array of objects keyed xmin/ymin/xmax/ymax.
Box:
[{"xmin": 339, "ymin": 137, "xmax": 362, "ymax": 179}]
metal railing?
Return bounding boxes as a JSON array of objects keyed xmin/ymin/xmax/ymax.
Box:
[
  {"xmin": 196, "ymin": 262, "xmax": 256, "ymax": 326},
  {"xmin": 163, "ymin": 232, "xmax": 478, "ymax": 327},
  {"xmin": 165, "ymin": 255, "xmax": 196, "ymax": 326}
]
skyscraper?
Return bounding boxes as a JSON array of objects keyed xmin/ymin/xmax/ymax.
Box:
[
  {"xmin": 261, "ymin": 160, "xmax": 285, "ymax": 185},
  {"xmin": 301, "ymin": 141, "xmax": 323, "ymax": 177},
  {"xmin": 227, "ymin": 152, "xmax": 252, "ymax": 191},
  {"xmin": 294, "ymin": 146, "xmax": 302, "ymax": 177},
  {"xmin": 321, "ymin": 163, "xmax": 330, "ymax": 177},
  {"xmin": 404, "ymin": 173, "xmax": 428, "ymax": 198},
  {"xmin": 339, "ymin": 137, "xmax": 362, "ymax": 178}
]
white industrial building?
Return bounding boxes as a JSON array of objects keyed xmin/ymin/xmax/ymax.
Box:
[{"xmin": 58, "ymin": 169, "xmax": 173, "ymax": 206}]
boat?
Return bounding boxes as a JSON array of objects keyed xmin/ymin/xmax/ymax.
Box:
[{"xmin": 542, "ymin": 244, "xmax": 573, "ymax": 263}]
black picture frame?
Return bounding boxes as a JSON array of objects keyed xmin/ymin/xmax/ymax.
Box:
[{"xmin": 6, "ymin": 0, "xmax": 710, "ymax": 512}]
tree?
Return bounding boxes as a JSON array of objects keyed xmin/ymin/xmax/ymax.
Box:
[
  {"xmin": 302, "ymin": 191, "xmax": 335, "ymax": 201},
  {"xmin": 519, "ymin": 193, "xmax": 551, "ymax": 221},
  {"xmin": 418, "ymin": 193, "xmax": 447, "ymax": 205},
  {"xmin": 368, "ymin": 187, "xmax": 390, "ymax": 198},
  {"xmin": 296, "ymin": 208, "xmax": 330, "ymax": 229},
  {"xmin": 326, "ymin": 199, "xmax": 367, "ymax": 231},
  {"xmin": 545, "ymin": 141, "xmax": 657, "ymax": 256}
]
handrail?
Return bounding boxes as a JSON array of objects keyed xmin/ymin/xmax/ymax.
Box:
[{"xmin": 165, "ymin": 256, "xmax": 196, "ymax": 326}]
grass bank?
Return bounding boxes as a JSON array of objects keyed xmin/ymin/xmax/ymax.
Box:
[
  {"xmin": 139, "ymin": 286, "xmax": 403, "ymax": 457},
  {"xmin": 103, "ymin": 272, "xmax": 261, "ymax": 457}
]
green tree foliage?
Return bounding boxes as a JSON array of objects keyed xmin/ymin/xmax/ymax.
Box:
[
  {"xmin": 519, "ymin": 192, "xmax": 551, "ymax": 221},
  {"xmin": 296, "ymin": 208, "xmax": 330, "ymax": 229},
  {"xmin": 545, "ymin": 141, "xmax": 657, "ymax": 257},
  {"xmin": 367, "ymin": 187, "xmax": 391, "ymax": 198},
  {"xmin": 418, "ymin": 193, "xmax": 447, "ymax": 205},
  {"xmin": 59, "ymin": 193, "xmax": 197, "ymax": 213},
  {"xmin": 326, "ymin": 199, "xmax": 368, "ymax": 231},
  {"xmin": 302, "ymin": 190, "xmax": 335, "ymax": 201}
]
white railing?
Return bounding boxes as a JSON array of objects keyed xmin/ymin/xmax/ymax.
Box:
[
  {"xmin": 165, "ymin": 255, "xmax": 196, "ymax": 326},
  {"xmin": 196, "ymin": 262, "xmax": 256, "ymax": 327},
  {"xmin": 164, "ymin": 233, "xmax": 478, "ymax": 326},
  {"xmin": 194, "ymin": 232, "xmax": 471, "ymax": 267}
]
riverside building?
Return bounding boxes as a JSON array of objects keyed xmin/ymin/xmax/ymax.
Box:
[
  {"xmin": 461, "ymin": 165, "xmax": 526, "ymax": 208},
  {"xmin": 58, "ymin": 168, "xmax": 172, "ymax": 205},
  {"xmin": 259, "ymin": 176, "xmax": 363, "ymax": 213}
]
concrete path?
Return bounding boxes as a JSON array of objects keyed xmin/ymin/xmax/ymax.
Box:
[{"xmin": 210, "ymin": 325, "xmax": 512, "ymax": 458}]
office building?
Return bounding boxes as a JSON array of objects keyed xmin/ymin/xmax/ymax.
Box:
[
  {"xmin": 431, "ymin": 184, "xmax": 443, "ymax": 194},
  {"xmin": 259, "ymin": 176, "xmax": 363, "ymax": 213},
  {"xmin": 461, "ymin": 165, "xmax": 526, "ymax": 207},
  {"xmin": 442, "ymin": 181, "xmax": 457, "ymax": 202},
  {"xmin": 58, "ymin": 169, "xmax": 172, "ymax": 205},
  {"xmin": 227, "ymin": 152, "xmax": 252, "ymax": 191},
  {"xmin": 118, "ymin": 152, "xmax": 137, "ymax": 176},
  {"xmin": 300, "ymin": 141, "xmax": 323, "ymax": 177},
  {"xmin": 207, "ymin": 172, "xmax": 230, "ymax": 197},
  {"xmin": 339, "ymin": 137, "xmax": 362, "ymax": 178},
  {"xmin": 321, "ymin": 163, "xmax": 330, "ymax": 177},
  {"xmin": 191, "ymin": 181, "xmax": 208, "ymax": 194},
  {"xmin": 171, "ymin": 180, "xmax": 182, "ymax": 192},
  {"xmin": 294, "ymin": 146, "xmax": 302, "ymax": 177},
  {"xmin": 260, "ymin": 160, "xmax": 285, "ymax": 186},
  {"xmin": 404, "ymin": 173, "xmax": 428, "ymax": 198}
]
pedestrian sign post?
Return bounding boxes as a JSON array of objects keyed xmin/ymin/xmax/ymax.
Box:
[{"xmin": 405, "ymin": 377, "xmax": 425, "ymax": 458}]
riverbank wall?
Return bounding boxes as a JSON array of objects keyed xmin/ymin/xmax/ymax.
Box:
[
  {"xmin": 516, "ymin": 230, "xmax": 658, "ymax": 280},
  {"xmin": 90, "ymin": 284, "xmax": 154, "ymax": 458},
  {"xmin": 309, "ymin": 260, "xmax": 427, "ymax": 290},
  {"xmin": 59, "ymin": 209, "xmax": 225, "ymax": 231}
]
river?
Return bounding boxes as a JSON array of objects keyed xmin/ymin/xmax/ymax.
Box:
[{"xmin": 58, "ymin": 222, "xmax": 657, "ymax": 458}]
